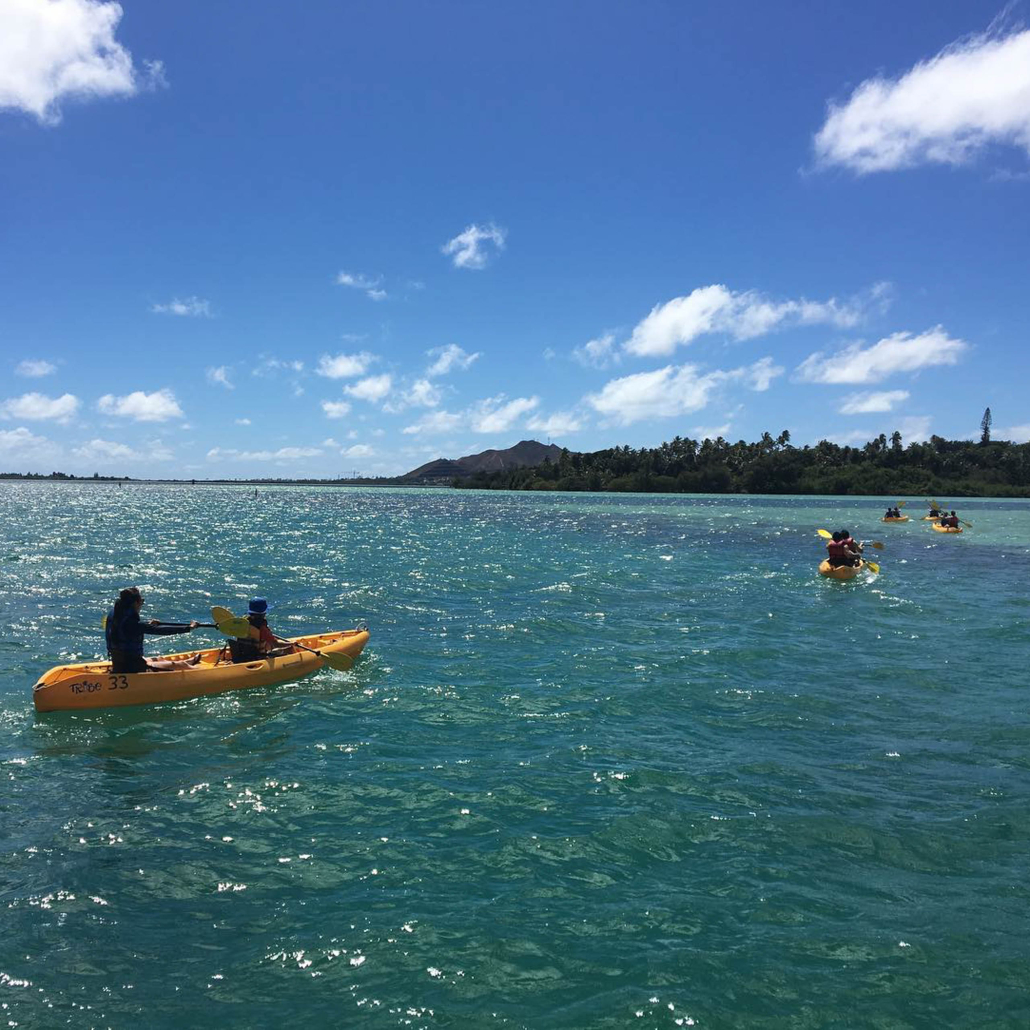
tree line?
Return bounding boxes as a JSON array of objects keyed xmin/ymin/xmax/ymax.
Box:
[{"xmin": 452, "ymin": 430, "xmax": 1030, "ymax": 497}]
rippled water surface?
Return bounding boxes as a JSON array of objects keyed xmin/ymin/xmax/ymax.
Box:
[{"xmin": 2, "ymin": 484, "xmax": 1029, "ymax": 1028}]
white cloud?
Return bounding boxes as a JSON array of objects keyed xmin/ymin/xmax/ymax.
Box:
[
  {"xmin": 896, "ymin": 415, "xmax": 932, "ymax": 443},
  {"xmin": 345, "ymin": 444, "xmax": 373, "ymax": 458},
  {"xmin": 206, "ymin": 366, "xmax": 233, "ymax": 389},
  {"xmin": 336, "ymin": 271, "xmax": 386, "ymax": 301},
  {"xmin": 151, "ymin": 297, "xmax": 212, "ymax": 317},
  {"xmin": 97, "ymin": 388, "xmax": 183, "ymax": 421},
  {"xmin": 745, "ymin": 356, "xmax": 784, "ymax": 391},
  {"xmin": 0, "ymin": 0, "xmax": 165, "ymax": 125},
  {"xmin": 252, "ymin": 357, "xmax": 304, "ymax": 378},
  {"xmin": 0, "ymin": 426, "xmax": 61, "ymax": 462},
  {"xmin": 207, "ymin": 446, "xmax": 322, "ymax": 462},
  {"xmin": 0, "ymin": 392, "xmax": 79, "ymax": 423},
  {"xmin": 235, "ymin": 418, "xmax": 251, "ymax": 426},
  {"xmin": 839, "ymin": 389, "xmax": 910, "ymax": 414},
  {"xmin": 441, "ymin": 223, "xmax": 506, "ymax": 269},
  {"xmin": 402, "ymin": 410, "xmax": 463, "ymax": 435},
  {"xmin": 470, "ymin": 395, "xmax": 539, "ymax": 433},
  {"xmin": 814, "ymin": 27, "xmax": 1030, "ymax": 173},
  {"xmin": 426, "ymin": 343, "xmax": 480, "ymax": 377},
  {"xmin": 321, "ymin": 400, "xmax": 352, "ymax": 419},
  {"xmin": 573, "ymin": 333, "xmax": 617, "ymax": 369},
  {"xmin": 400, "ymin": 379, "xmax": 441, "ymax": 409},
  {"xmin": 16, "ymin": 359, "xmax": 56, "ymax": 377},
  {"xmin": 526, "ymin": 411, "xmax": 584, "ymax": 436},
  {"xmin": 71, "ymin": 438, "xmax": 174, "ymax": 463},
  {"xmin": 316, "ymin": 352, "xmax": 374, "ymax": 379},
  {"xmin": 693, "ymin": 423, "xmax": 732, "ymax": 440},
  {"xmin": 796, "ymin": 327, "xmax": 967, "ymax": 384},
  {"xmin": 345, "ymin": 374, "xmax": 392, "ymax": 403},
  {"xmin": 995, "ymin": 423, "xmax": 1030, "ymax": 443},
  {"xmin": 587, "ymin": 365, "xmax": 729, "ymax": 425},
  {"xmin": 624, "ymin": 284, "xmax": 867, "ymax": 357}
]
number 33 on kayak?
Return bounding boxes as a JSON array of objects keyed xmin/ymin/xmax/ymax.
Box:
[{"xmin": 32, "ymin": 592, "xmax": 369, "ymax": 712}]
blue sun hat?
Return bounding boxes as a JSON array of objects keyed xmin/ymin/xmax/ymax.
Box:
[{"xmin": 247, "ymin": 597, "xmax": 272, "ymax": 616}]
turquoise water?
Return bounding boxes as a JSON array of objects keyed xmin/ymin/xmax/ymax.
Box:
[{"xmin": 2, "ymin": 484, "xmax": 1029, "ymax": 1028}]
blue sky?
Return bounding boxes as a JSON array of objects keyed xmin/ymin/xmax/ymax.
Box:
[{"xmin": 1, "ymin": 0, "xmax": 1029, "ymax": 478}]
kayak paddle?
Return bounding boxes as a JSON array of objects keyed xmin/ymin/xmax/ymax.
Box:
[{"xmin": 209, "ymin": 607, "xmax": 353, "ymax": 671}]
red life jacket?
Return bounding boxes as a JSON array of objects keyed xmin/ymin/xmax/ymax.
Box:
[{"xmin": 827, "ymin": 540, "xmax": 847, "ymax": 558}]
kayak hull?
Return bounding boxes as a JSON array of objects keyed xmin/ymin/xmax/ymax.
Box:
[
  {"xmin": 819, "ymin": 559, "xmax": 864, "ymax": 580},
  {"xmin": 931, "ymin": 524, "xmax": 963, "ymax": 533},
  {"xmin": 922, "ymin": 515, "xmax": 941, "ymax": 521},
  {"xmin": 881, "ymin": 516, "xmax": 909, "ymax": 522},
  {"xmin": 32, "ymin": 628, "xmax": 369, "ymax": 712}
]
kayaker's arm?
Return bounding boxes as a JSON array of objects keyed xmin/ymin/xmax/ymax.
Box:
[{"xmin": 143, "ymin": 620, "xmax": 200, "ymax": 636}]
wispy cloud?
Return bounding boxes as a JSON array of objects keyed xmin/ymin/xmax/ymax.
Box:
[
  {"xmin": 321, "ymin": 400, "xmax": 352, "ymax": 419},
  {"xmin": 72, "ymin": 438, "xmax": 174, "ymax": 463},
  {"xmin": 814, "ymin": 26, "xmax": 1030, "ymax": 173},
  {"xmin": 526, "ymin": 411, "xmax": 584, "ymax": 436},
  {"xmin": 0, "ymin": 426, "xmax": 62, "ymax": 462},
  {"xmin": 0, "ymin": 0, "xmax": 166, "ymax": 126},
  {"xmin": 426, "ymin": 343, "xmax": 480, "ymax": 377},
  {"xmin": 470, "ymin": 395, "xmax": 539, "ymax": 433},
  {"xmin": 441, "ymin": 223, "xmax": 507, "ymax": 269},
  {"xmin": 235, "ymin": 418, "xmax": 251, "ymax": 426},
  {"xmin": 345, "ymin": 374, "xmax": 393, "ymax": 403},
  {"xmin": 151, "ymin": 296, "xmax": 212, "ymax": 317},
  {"xmin": 15, "ymin": 359, "xmax": 56, "ymax": 377},
  {"xmin": 98, "ymin": 389, "xmax": 183, "ymax": 421},
  {"xmin": 573, "ymin": 333, "xmax": 618, "ymax": 369},
  {"xmin": 839, "ymin": 389, "xmax": 910, "ymax": 414},
  {"xmin": 207, "ymin": 446, "xmax": 322, "ymax": 462},
  {"xmin": 0, "ymin": 392, "xmax": 79, "ymax": 423},
  {"xmin": 995, "ymin": 422, "xmax": 1030, "ymax": 443},
  {"xmin": 796, "ymin": 327, "xmax": 967, "ymax": 384},
  {"xmin": 693, "ymin": 423, "xmax": 732, "ymax": 440},
  {"xmin": 624, "ymin": 283, "xmax": 878, "ymax": 358},
  {"xmin": 316, "ymin": 352, "xmax": 375, "ymax": 379},
  {"xmin": 206, "ymin": 366, "xmax": 233, "ymax": 389},
  {"xmin": 336, "ymin": 271, "xmax": 386, "ymax": 301},
  {"xmin": 402, "ymin": 410, "xmax": 464, "ymax": 435},
  {"xmin": 253, "ymin": 357, "xmax": 304, "ymax": 378}
]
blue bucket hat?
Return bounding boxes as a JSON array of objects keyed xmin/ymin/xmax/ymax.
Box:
[{"xmin": 247, "ymin": 597, "xmax": 272, "ymax": 616}]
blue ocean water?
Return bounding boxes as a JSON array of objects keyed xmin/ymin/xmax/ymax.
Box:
[{"xmin": 1, "ymin": 484, "xmax": 1029, "ymax": 1028}]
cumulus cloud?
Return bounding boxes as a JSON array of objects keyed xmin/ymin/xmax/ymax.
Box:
[
  {"xmin": 16, "ymin": 359, "xmax": 56, "ymax": 377},
  {"xmin": 839, "ymin": 389, "xmax": 911, "ymax": 414},
  {"xmin": 470, "ymin": 395, "xmax": 539, "ymax": 433},
  {"xmin": 345, "ymin": 374, "xmax": 392, "ymax": 403},
  {"xmin": 151, "ymin": 297, "xmax": 212, "ymax": 317},
  {"xmin": 896, "ymin": 415, "xmax": 933, "ymax": 443},
  {"xmin": 316, "ymin": 352, "xmax": 374, "ymax": 379},
  {"xmin": 0, "ymin": 392, "xmax": 79, "ymax": 423},
  {"xmin": 207, "ymin": 446, "xmax": 322, "ymax": 462},
  {"xmin": 573, "ymin": 333, "xmax": 618, "ymax": 369},
  {"xmin": 402, "ymin": 410, "xmax": 463, "ymax": 435},
  {"xmin": 586, "ymin": 358, "xmax": 777, "ymax": 426},
  {"xmin": 814, "ymin": 26, "xmax": 1030, "ymax": 173},
  {"xmin": 693, "ymin": 423, "xmax": 732, "ymax": 440},
  {"xmin": 71, "ymin": 438, "xmax": 174, "ymax": 463},
  {"xmin": 995, "ymin": 422, "xmax": 1030, "ymax": 443},
  {"xmin": 0, "ymin": 426, "xmax": 61, "ymax": 462},
  {"xmin": 206, "ymin": 366, "xmax": 233, "ymax": 389},
  {"xmin": 796, "ymin": 327, "xmax": 967, "ymax": 384},
  {"xmin": 98, "ymin": 388, "xmax": 183, "ymax": 421},
  {"xmin": 321, "ymin": 400, "xmax": 352, "ymax": 419},
  {"xmin": 0, "ymin": 0, "xmax": 165, "ymax": 125},
  {"xmin": 526, "ymin": 411, "xmax": 584, "ymax": 436},
  {"xmin": 395, "ymin": 379, "xmax": 441, "ymax": 409},
  {"xmin": 624, "ymin": 283, "xmax": 873, "ymax": 357},
  {"xmin": 426, "ymin": 343, "xmax": 479, "ymax": 377},
  {"xmin": 345, "ymin": 444, "xmax": 374, "ymax": 458},
  {"xmin": 336, "ymin": 271, "xmax": 386, "ymax": 301},
  {"xmin": 441, "ymin": 223, "xmax": 506, "ymax": 269}
]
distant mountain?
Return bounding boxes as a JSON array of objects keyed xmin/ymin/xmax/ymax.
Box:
[{"xmin": 403, "ymin": 440, "xmax": 563, "ymax": 481}]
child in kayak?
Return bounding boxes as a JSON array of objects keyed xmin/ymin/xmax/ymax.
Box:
[
  {"xmin": 229, "ymin": 598, "xmax": 294, "ymax": 662},
  {"xmin": 106, "ymin": 587, "xmax": 202, "ymax": 673}
]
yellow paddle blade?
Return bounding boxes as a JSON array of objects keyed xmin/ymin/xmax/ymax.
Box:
[
  {"xmin": 817, "ymin": 528, "xmax": 832, "ymax": 539},
  {"xmin": 321, "ymin": 651, "xmax": 354, "ymax": 672},
  {"xmin": 211, "ymin": 605, "xmax": 235, "ymax": 624},
  {"xmin": 101, "ymin": 614, "xmax": 107, "ymax": 629},
  {"xmin": 869, "ymin": 541, "xmax": 885, "ymax": 550},
  {"xmin": 215, "ymin": 617, "xmax": 253, "ymax": 638},
  {"xmin": 865, "ymin": 560, "xmax": 881, "ymax": 574},
  {"xmin": 897, "ymin": 500, "xmax": 907, "ymax": 508}
]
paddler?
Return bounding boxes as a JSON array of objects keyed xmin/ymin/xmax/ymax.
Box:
[
  {"xmin": 839, "ymin": 528, "xmax": 863, "ymax": 566},
  {"xmin": 105, "ymin": 587, "xmax": 201, "ymax": 673},
  {"xmin": 229, "ymin": 598, "xmax": 294, "ymax": 662},
  {"xmin": 825, "ymin": 531, "xmax": 861, "ymax": 568}
]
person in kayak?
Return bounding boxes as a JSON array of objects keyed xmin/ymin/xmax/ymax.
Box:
[
  {"xmin": 229, "ymin": 598, "xmax": 294, "ymax": 662},
  {"xmin": 839, "ymin": 529, "xmax": 863, "ymax": 566},
  {"xmin": 825, "ymin": 531, "xmax": 849, "ymax": 567},
  {"xmin": 928, "ymin": 506, "xmax": 942, "ymax": 518},
  {"xmin": 940, "ymin": 510, "xmax": 960, "ymax": 528},
  {"xmin": 106, "ymin": 587, "xmax": 201, "ymax": 673}
]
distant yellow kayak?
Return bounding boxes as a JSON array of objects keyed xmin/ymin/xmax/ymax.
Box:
[
  {"xmin": 33, "ymin": 628, "xmax": 369, "ymax": 712},
  {"xmin": 931, "ymin": 524, "xmax": 963, "ymax": 534},
  {"xmin": 881, "ymin": 516, "xmax": 909, "ymax": 522}
]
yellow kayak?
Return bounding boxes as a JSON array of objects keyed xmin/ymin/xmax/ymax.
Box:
[
  {"xmin": 33, "ymin": 628, "xmax": 369, "ymax": 712},
  {"xmin": 881, "ymin": 516, "xmax": 909, "ymax": 522},
  {"xmin": 931, "ymin": 523, "xmax": 963, "ymax": 534},
  {"xmin": 819, "ymin": 559, "xmax": 864, "ymax": 580},
  {"xmin": 922, "ymin": 515, "xmax": 942, "ymax": 521}
]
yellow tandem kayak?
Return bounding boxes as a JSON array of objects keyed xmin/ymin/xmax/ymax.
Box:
[
  {"xmin": 819, "ymin": 559, "xmax": 865, "ymax": 580},
  {"xmin": 33, "ymin": 627, "xmax": 369, "ymax": 712},
  {"xmin": 881, "ymin": 516, "xmax": 909, "ymax": 522},
  {"xmin": 931, "ymin": 523, "xmax": 963, "ymax": 534}
]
